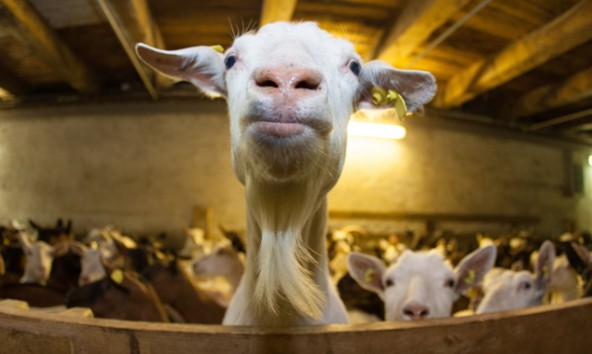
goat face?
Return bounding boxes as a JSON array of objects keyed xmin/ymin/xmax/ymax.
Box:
[
  {"xmin": 136, "ymin": 21, "xmax": 436, "ymax": 186},
  {"xmin": 348, "ymin": 245, "xmax": 495, "ymax": 321},
  {"xmin": 381, "ymin": 251, "xmax": 457, "ymax": 321},
  {"xmin": 476, "ymin": 270, "xmax": 544, "ymax": 313},
  {"xmin": 477, "ymin": 240, "xmax": 555, "ymax": 314},
  {"xmin": 224, "ymin": 22, "xmax": 361, "ymax": 184}
]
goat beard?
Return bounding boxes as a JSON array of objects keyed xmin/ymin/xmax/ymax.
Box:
[
  {"xmin": 254, "ymin": 228, "xmax": 324, "ymax": 319},
  {"xmin": 246, "ymin": 178, "xmax": 327, "ymax": 320}
]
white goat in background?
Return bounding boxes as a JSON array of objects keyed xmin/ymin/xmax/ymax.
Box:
[
  {"xmin": 476, "ymin": 240, "xmax": 555, "ymax": 314},
  {"xmin": 70, "ymin": 242, "xmax": 107, "ymax": 286},
  {"xmin": 18, "ymin": 231, "xmax": 68, "ymax": 285},
  {"xmin": 136, "ymin": 21, "xmax": 436, "ymax": 326},
  {"xmin": 348, "ymin": 245, "xmax": 496, "ymax": 321}
]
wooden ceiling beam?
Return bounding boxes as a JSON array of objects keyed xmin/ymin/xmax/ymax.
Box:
[
  {"xmin": 435, "ymin": 0, "xmax": 592, "ymax": 109},
  {"xmin": 375, "ymin": 0, "xmax": 473, "ymax": 67},
  {"xmin": 0, "ymin": 0, "xmax": 99, "ymax": 93},
  {"xmin": 97, "ymin": 0, "xmax": 170, "ymax": 100},
  {"xmin": 509, "ymin": 66, "xmax": 592, "ymax": 119},
  {"xmin": 259, "ymin": 0, "xmax": 297, "ymax": 26}
]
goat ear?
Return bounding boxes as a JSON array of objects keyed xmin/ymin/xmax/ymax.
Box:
[
  {"xmin": 535, "ymin": 240, "xmax": 555, "ymax": 289},
  {"xmin": 356, "ymin": 60, "xmax": 436, "ymax": 113},
  {"xmin": 565, "ymin": 242, "xmax": 591, "ymax": 273},
  {"xmin": 17, "ymin": 232, "xmax": 32, "ymax": 250},
  {"xmin": 454, "ymin": 244, "xmax": 496, "ymax": 294},
  {"xmin": 347, "ymin": 252, "xmax": 386, "ymax": 295},
  {"xmin": 65, "ymin": 219, "xmax": 72, "ymax": 234},
  {"xmin": 28, "ymin": 219, "xmax": 41, "ymax": 231},
  {"xmin": 135, "ymin": 43, "xmax": 227, "ymax": 98}
]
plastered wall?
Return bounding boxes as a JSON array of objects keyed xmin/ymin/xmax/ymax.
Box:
[{"xmin": 0, "ymin": 100, "xmax": 590, "ymax": 239}]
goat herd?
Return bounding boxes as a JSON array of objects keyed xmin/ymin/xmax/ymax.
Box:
[{"xmin": 0, "ymin": 219, "xmax": 590, "ymax": 326}]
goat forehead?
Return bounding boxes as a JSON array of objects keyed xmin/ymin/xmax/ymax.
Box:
[
  {"xmin": 231, "ymin": 22, "xmax": 357, "ymax": 66},
  {"xmin": 388, "ymin": 251, "xmax": 453, "ymax": 280},
  {"xmin": 513, "ymin": 271, "xmax": 534, "ymax": 283},
  {"xmin": 485, "ymin": 270, "xmax": 532, "ymax": 291}
]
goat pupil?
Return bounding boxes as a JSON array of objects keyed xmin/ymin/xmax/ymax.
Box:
[
  {"xmin": 385, "ymin": 279, "xmax": 394, "ymax": 287},
  {"xmin": 349, "ymin": 61, "xmax": 361, "ymax": 75},
  {"xmin": 225, "ymin": 55, "xmax": 237, "ymax": 70},
  {"xmin": 446, "ymin": 279, "xmax": 455, "ymax": 288}
]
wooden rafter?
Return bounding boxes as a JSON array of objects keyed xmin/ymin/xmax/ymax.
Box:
[
  {"xmin": 97, "ymin": 0, "xmax": 170, "ymax": 100},
  {"xmin": 435, "ymin": 0, "xmax": 592, "ymax": 109},
  {"xmin": 0, "ymin": 0, "xmax": 99, "ymax": 93},
  {"xmin": 375, "ymin": 0, "xmax": 473, "ymax": 67},
  {"xmin": 259, "ymin": 0, "xmax": 297, "ymax": 26},
  {"xmin": 509, "ymin": 66, "xmax": 592, "ymax": 119}
]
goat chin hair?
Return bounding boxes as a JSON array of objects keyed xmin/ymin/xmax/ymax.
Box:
[{"xmin": 254, "ymin": 228, "xmax": 325, "ymax": 320}]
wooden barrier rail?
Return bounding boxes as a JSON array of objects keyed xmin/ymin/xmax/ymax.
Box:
[{"xmin": 0, "ymin": 298, "xmax": 591, "ymax": 353}]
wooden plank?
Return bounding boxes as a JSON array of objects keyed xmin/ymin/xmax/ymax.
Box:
[
  {"xmin": 375, "ymin": 0, "xmax": 473, "ymax": 67},
  {"xmin": 260, "ymin": 0, "xmax": 298, "ymax": 26},
  {"xmin": 296, "ymin": 1, "xmax": 392, "ymax": 21},
  {"xmin": 435, "ymin": 0, "xmax": 592, "ymax": 108},
  {"xmin": 130, "ymin": 0, "xmax": 173, "ymax": 90},
  {"xmin": 509, "ymin": 65, "xmax": 592, "ymax": 119},
  {"xmin": 96, "ymin": 0, "xmax": 166, "ymax": 99},
  {"xmin": 0, "ymin": 0, "xmax": 99, "ymax": 92},
  {"xmin": 0, "ymin": 297, "xmax": 591, "ymax": 353}
]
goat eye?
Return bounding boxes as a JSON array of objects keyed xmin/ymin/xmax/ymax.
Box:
[
  {"xmin": 385, "ymin": 279, "xmax": 394, "ymax": 287},
  {"xmin": 349, "ymin": 61, "xmax": 361, "ymax": 76},
  {"xmin": 445, "ymin": 279, "xmax": 455, "ymax": 288},
  {"xmin": 519, "ymin": 281, "xmax": 532, "ymax": 290},
  {"xmin": 225, "ymin": 55, "xmax": 237, "ymax": 70}
]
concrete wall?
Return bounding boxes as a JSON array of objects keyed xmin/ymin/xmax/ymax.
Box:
[{"xmin": 0, "ymin": 100, "xmax": 590, "ymax": 239}]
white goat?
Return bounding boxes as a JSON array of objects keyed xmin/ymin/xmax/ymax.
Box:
[
  {"xmin": 348, "ymin": 245, "xmax": 496, "ymax": 321},
  {"xmin": 18, "ymin": 231, "xmax": 68, "ymax": 285},
  {"xmin": 136, "ymin": 21, "xmax": 436, "ymax": 326},
  {"xmin": 193, "ymin": 246, "xmax": 245, "ymax": 291},
  {"xmin": 192, "ymin": 245, "xmax": 245, "ymax": 307},
  {"xmin": 70, "ymin": 242, "xmax": 107, "ymax": 286},
  {"xmin": 476, "ymin": 240, "xmax": 555, "ymax": 314}
]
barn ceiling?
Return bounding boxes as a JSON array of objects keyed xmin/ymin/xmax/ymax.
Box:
[{"xmin": 0, "ymin": 0, "xmax": 591, "ymax": 142}]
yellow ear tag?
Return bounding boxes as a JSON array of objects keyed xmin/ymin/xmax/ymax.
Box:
[
  {"xmin": 111, "ymin": 269, "xmax": 124, "ymax": 285},
  {"xmin": 464, "ymin": 269, "xmax": 475, "ymax": 286},
  {"xmin": 371, "ymin": 86, "xmax": 408, "ymax": 118},
  {"xmin": 372, "ymin": 86, "xmax": 387, "ymax": 106},
  {"xmin": 466, "ymin": 287, "xmax": 479, "ymax": 298},
  {"xmin": 542, "ymin": 266, "xmax": 549, "ymax": 277},
  {"xmin": 364, "ymin": 268, "xmax": 376, "ymax": 282},
  {"xmin": 210, "ymin": 45, "xmax": 224, "ymax": 53}
]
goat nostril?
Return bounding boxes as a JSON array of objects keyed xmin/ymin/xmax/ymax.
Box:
[
  {"xmin": 403, "ymin": 305, "xmax": 430, "ymax": 318},
  {"xmin": 258, "ymin": 80, "xmax": 279, "ymax": 88},
  {"xmin": 295, "ymin": 80, "xmax": 320, "ymax": 90}
]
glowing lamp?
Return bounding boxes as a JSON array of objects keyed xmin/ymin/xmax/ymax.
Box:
[
  {"xmin": 348, "ymin": 121, "xmax": 406, "ymax": 140},
  {"xmin": 348, "ymin": 108, "xmax": 407, "ymax": 140}
]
